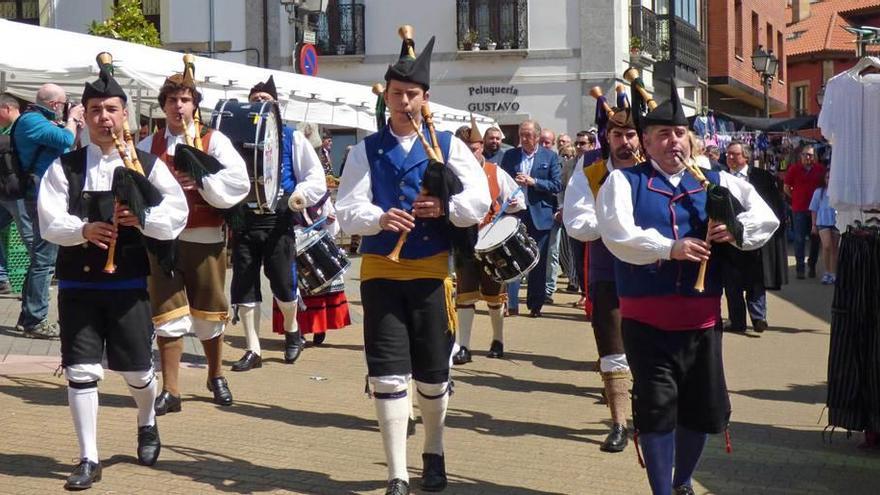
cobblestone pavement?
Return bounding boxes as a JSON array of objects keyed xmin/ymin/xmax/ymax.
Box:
[{"xmin": 0, "ymin": 258, "xmax": 878, "ymax": 494}]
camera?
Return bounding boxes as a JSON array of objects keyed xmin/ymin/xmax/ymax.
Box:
[{"xmin": 62, "ymin": 100, "xmax": 80, "ymax": 122}]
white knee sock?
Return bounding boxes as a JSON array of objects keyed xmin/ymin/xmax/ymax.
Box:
[
  {"xmin": 239, "ymin": 303, "xmax": 262, "ymax": 355},
  {"xmin": 276, "ymin": 299, "xmax": 299, "ymax": 334},
  {"xmin": 68, "ymin": 386, "xmax": 99, "ymax": 463},
  {"xmin": 456, "ymin": 306, "xmax": 475, "ymax": 349},
  {"xmin": 415, "ymin": 381, "xmax": 449, "ymax": 455},
  {"xmin": 120, "ymin": 370, "xmax": 158, "ymax": 427},
  {"xmin": 372, "ymin": 376, "xmax": 410, "ymax": 482},
  {"xmin": 489, "ymin": 306, "xmax": 504, "ymax": 343}
]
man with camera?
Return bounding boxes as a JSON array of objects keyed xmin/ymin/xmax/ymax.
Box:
[{"xmin": 5, "ymin": 84, "xmax": 83, "ymax": 339}]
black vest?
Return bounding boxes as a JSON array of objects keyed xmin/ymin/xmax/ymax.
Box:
[{"xmin": 55, "ymin": 147, "xmax": 158, "ymax": 282}]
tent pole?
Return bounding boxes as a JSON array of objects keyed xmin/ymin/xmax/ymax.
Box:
[{"xmin": 1, "ymin": 71, "xmax": 6, "ymax": 93}]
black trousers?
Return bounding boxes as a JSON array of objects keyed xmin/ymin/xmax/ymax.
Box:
[
  {"xmin": 361, "ymin": 278, "xmax": 453, "ymax": 384},
  {"xmin": 59, "ymin": 288, "xmax": 154, "ymax": 371},
  {"xmin": 622, "ymin": 318, "xmax": 730, "ymax": 433},
  {"xmin": 230, "ymin": 219, "xmax": 297, "ymax": 304}
]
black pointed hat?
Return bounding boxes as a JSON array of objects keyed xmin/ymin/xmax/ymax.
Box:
[
  {"xmin": 249, "ymin": 75, "xmax": 278, "ymax": 101},
  {"xmin": 642, "ymin": 78, "xmax": 688, "ymax": 127},
  {"xmin": 82, "ymin": 63, "xmax": 127, "ymax": 104},
  {"xmin": 384, "ymin": 35, "xmax": 435, "ymax": 90}
]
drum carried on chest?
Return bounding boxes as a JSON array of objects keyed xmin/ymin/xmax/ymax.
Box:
[
  {"xmin": 210, "ymin": 99, "xmax": 283, "ymax": 213},
  {"xmin": 474, "ymin": 216, "xmax": 539, "ymax": 283},
  {"xmin": 295, "ymin": 228, "xmax": 351, "ymax": 295}
]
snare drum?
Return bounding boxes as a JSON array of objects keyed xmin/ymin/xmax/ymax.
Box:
[
  {"xmin": 295, "ymin": 229, "xmax": 351, "ymax": 294},
  {"xmin": 210, "ymin": 99, "xmax": 283, "ymax": 212},
  {"xmin": 474, "ymin": 216, "xmax": 539, "ymax": 283}
]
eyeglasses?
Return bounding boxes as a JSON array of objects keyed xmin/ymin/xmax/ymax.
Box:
[
  {"xmin": 801, "ymin": 153, "xmax": 814, "ymax": 157},
  {"xmin": 576, "ymin": 141, "xmax": 589, "ymax": 146},
  {"xmin": 726, "ymin": 152, "xmax": 742, "ymax": 157}
]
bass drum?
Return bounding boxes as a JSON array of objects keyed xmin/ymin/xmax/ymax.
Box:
[
  {"xmin": 474, "ymin": 216, "xmax": 539, "ymax": 283},
  {"xmin": 295, "ymin": 228, "xmax": 351, "ymax": 295},
  {"xmin": 210, "ymin": 99, "xmax": 283, "ymax": 212}
]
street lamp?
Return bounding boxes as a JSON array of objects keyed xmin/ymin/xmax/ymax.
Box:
[{"xmin": 751, "ymin": 45, "xmax": 779, "ymax": 118}]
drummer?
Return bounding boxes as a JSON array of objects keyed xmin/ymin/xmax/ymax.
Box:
[
  {"xmin": 138, "ymin": 71, "xmax": 249, "ymax": 412},
  {"xmin": 452, "ymin": 116, "xmax": 524, "ymax": 365},
  {"xmin": 230, "ymin": 75, "xmax": 327, "ymax": 372}
]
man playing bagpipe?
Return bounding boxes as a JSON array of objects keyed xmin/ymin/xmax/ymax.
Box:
[
  {"xmin": 563, "ymin": 102, "xmax": 641, "ymax": 454},
  {"xmin": 451, "ymin": 115, "xmax": 524, "ymax": 365},
  {"xmin": 228, "ymin": 76, "xmax": 327, "ymax": 372},
  {"xmin": 595, "ymin": 77, "xmax": 779, "ymax": 495},
  {"xmin": 37, "ymin": 58, "xmax": 188, "ymax": 490},
  {"xmin": 138, "ymin": 61, "xmax": 250, "ymax": 413},
  {"xmin": 336, "ymin": 27, "xmax": 489, "ymax": 495}
]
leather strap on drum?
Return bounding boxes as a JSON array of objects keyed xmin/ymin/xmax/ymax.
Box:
[
  {"xmin": 151, "ymin": 130, "xmax": 224, "ymax": 229},
  {"xmin": 481, "ymin": 161, "xmax": 502, "ymax": 227}
]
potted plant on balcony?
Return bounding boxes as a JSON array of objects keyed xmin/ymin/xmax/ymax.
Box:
[
  {"xmin": 336, "ymin": 43, "xmax": 347, "ymax": 56},
  {"xmin": 629, "ymin": 36, "xmax": 642, "ymax": 56},
  {"xmin": 501, "ymin": 39, "xmax": 513, "ymax": 50},
  {"xmin": 462, "ymin": 28, "xmax": 479, "ymax": 51},
  {"xmin": 485, "ymin": 37, "xmax": 497, "ymax": 51}
]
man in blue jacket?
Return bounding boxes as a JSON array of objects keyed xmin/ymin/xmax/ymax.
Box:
[
  {"xmin": 10, "ymin": 83, "xmax": 82, "ymax": 338},
  {"xmin": 500, "ymin": 120, "xmax": 562, "ymax": 318}
]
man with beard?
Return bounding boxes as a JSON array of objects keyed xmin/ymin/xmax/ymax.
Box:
[
  {"xmin": 563, "ymin": 108, "xmax": 640, "ymax": 453},
  {"xmin": 482, "ymin": 126, "xmax": 510, "ymax": 163}
]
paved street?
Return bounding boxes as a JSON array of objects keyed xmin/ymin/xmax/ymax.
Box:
[{"xmin": 0, "ymin": 256, "xmax": 878, "ymax": 494}]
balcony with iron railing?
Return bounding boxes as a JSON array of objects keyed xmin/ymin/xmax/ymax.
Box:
[
  {"xmin": 316, "ymin": 2, "xmax": 365, "ymax": 56},
  {"xmin": 631, "ymin": 6, "xmax": 706, "ymax": 83}
]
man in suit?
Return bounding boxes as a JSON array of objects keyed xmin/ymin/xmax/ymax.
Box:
[
  {"xmin": 722, "ymin": 140, "xmax": 785, "ymax": 333},
  {"xmin": 500, "ymin": 120, "xmax": 562, "ymax": 317}
]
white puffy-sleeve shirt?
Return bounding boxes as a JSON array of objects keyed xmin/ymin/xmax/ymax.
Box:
[
  {"xmin": 38, "ymin": 144, "xmax": 188, "ymax": 246},
  {"xmin": 562, "ymin": 155, "xmax": 611, "ymax": 242},
  {"xmin": 337, "ymin": 128, "xmax": 490, "ymax": 236},
  {"xmin": 596, "ymin": 161, "xmax": 779, "ymax": 265},
  {"xmin": 290, "ymin": 129, "xmax": 327, "ymax": 206},
  {"xmin": 138, "ymin": 124, "xmax": 249, "ymax": 243}
]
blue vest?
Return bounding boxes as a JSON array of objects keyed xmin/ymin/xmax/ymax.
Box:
[
  {"xmin": 614, "ymin": 162, "xmax": 723, "ymax": 298},
  {"xmin": 281, "ymin": 125, "xmax": 297, "ymax": 194},
  {"xmin": 360, "ymin": 125, "xmax": 453, "ymax": 259}
]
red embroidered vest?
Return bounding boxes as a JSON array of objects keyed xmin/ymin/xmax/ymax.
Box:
[{"xmin": 150, "ymin": 129, "xmax": 224, "ymax": 229}]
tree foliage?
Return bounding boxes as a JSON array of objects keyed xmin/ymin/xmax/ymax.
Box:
[{"xmin": 88, "ymin": 0, "xmax": 161, "ymax": 48}]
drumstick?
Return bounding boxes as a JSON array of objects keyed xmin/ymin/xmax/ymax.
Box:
[
  {"xmin": 489, "ymin": 186, "xmax": 523, "ymax": 228},
  {"xmin": 302, "ymin": 216, "xmax": 329, "ymax": 234}
]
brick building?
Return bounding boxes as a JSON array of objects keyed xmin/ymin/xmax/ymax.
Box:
[
  {"xmin": 707, "ymin": 0, "xmax": 788, "ymax": 117},
  {"xmin": 781, "ymin": 0, "xmax": 880, "ymax": 118}
]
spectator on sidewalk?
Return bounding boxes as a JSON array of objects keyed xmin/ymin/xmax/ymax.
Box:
[
  {"xmin": 10, "ymin": 84, "xmax": 83, "ymax": 338},
  {"xmin": 809, "ymin": 169, "xmax": 839, "ymax": 285},
  {"xmin": 0, "ymin": 93, "xmax": 23, "ymax": 295},
  {"xmin": 784, "ymin": 145, "xmax": 825, "ymax": 279}
]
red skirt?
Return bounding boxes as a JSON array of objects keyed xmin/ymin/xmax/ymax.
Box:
[{"xmin": 272, "ymin": 292, "xmax": 351, "ymax": 335}]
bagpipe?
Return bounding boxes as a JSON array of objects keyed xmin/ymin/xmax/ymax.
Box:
[
  {"xmin": 625, "ymin": 66, "xmax": 745, "ymax": 292},
  {"xmin": 94, "ymin": 52, "xmax": 163, "ymax": 274}
]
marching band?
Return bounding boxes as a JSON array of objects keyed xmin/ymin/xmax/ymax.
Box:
[{"xmin": 30, "ymin": 23, "xmax": 783, "ymax": 495}]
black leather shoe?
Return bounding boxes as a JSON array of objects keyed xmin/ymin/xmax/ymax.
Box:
[
  {"xmin": 65, "ymin": 459, "xmax": 101, "ymax": 490},
  {"xmin": 153, "ymin": 390, "xmax": 181, "ymax": 416},
  {"xmin": 231, "ymin": 351, "xmax": 262, "ymax": 372},
  {"xmin": 452, "ymin": 347, "xmax": 472, "ymax": 365},
  {"xmin": 529, "ymin": 309, "xmax": 542, "ymax": 318},
  {"xmin": 599, "ymin": 423, "xmax": 628, "ymax": 453},
  {"xmin": 722, "ymin": 321, "xmax": 746, "ymax": 333},
  {"xmin": 487, "ymin": 340, "xmax": 504, "ymax": 359},
  {"xmin": 284, "ymin": 331, "xmax": 303, "ymax": 363},
  {"xmin": 674, "ymin": 485, "xmax": 696, "ymax": 495},
  {"xmin": 808, "ymin": 266, "xmax": 817, "ymax": 278},
  {"xmin": 386, "ymin": 478, "xmax": 410, "ymax": 495},
  {"xmin": 137, "ymin": 424, "xmax": 161, "ymax": 466},
  {"xmin": 312, "ymin": 332, "xmax": 326, "ymax": 346},
  {"xmin": 753, "ymin": 319, "xmax": 768, "ymax": 333},
  {"xmin": 420, "ymin": 453, "xmax": 447, "ymax": 492},
  {"xmin": 207, "ymin": 376, "xmax": 233, "ymax": 406}
]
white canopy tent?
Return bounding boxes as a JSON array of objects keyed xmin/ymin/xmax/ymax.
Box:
[{"xmin": 0, "ymin": 20, "xmax": 497, "ymax": 135}]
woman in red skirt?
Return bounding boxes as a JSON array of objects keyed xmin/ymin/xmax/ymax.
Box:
[{"xmin": 273, "ymin": 199, "xmax": 351, "ymax": 345}]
